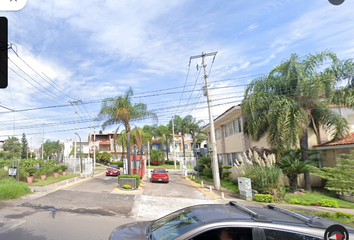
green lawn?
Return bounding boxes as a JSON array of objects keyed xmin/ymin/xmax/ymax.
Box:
[
  {"xmin": 28, "ymin": 173, "xmax": 80, "ymax": 187},
  {"xmin": 290, "ymin": 209, "xmax": 354, "ymax": 227},
  {"xmin": 0, "ymin": 178, "xmax": 32, "ymax": 200},
  {"xmin": 285, "ymin": 191, "xmax": 354, "ymax": 209}
]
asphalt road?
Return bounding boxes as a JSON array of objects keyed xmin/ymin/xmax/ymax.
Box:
[{"xmin": 0, "ymin": 170, "xmax": 223, "ymax": 239}]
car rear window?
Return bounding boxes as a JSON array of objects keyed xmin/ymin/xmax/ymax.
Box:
[{"xmin": 154, "ymin": 170, "xmax": 166, "ymax": 173}]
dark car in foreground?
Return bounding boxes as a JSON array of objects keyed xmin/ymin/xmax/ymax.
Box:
[
  {"xmin": 108, "ymin": 201, "xmax": 354, "ymax": 240},
  {"xmin": 106, "ymin": 164, "xmax": 120, "ymax": 176},
  {"xmin": 150, "ymin": 168, "xmax": 169, "ymax": 183}
]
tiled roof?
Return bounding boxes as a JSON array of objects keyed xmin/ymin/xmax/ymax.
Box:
[{"xmin": 313, "ymin": 132, "xmax": 354, "ymax": 147}]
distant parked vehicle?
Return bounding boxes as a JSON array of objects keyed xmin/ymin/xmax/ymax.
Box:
[
  {"xmin": 150, "ymin": 168, "xmax": 169, "ymax": 183},
  {"xmin": 106, "ymin": 164, "xmax": 120, "ymax": 176}
]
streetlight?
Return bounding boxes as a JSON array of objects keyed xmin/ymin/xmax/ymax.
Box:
[{"xmin": 75, "ymin": 133, "xmax": 83, "ymax": 175}]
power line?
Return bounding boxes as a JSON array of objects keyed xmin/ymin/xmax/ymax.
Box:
[{"xmin": 175, "ymin": 60, "xmax": 192, "ymax": 115}]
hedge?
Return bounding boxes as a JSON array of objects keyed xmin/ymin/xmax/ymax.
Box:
[
  {"xmin": 110, "ymin": 161, "xmax": 123, "ymax": 167},
  {"xmin": 253, "ymin": 194, "xmax": 274, "ymax": 203},
  {"xmin": 118, "ymin": 174, "xmax": 140, "ymax": 188}
]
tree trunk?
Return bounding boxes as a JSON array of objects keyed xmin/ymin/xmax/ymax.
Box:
[
  {"xmin": 290, "ymin": 175, "xmax": 298, "ymax": 191},
  {"xmin": 182, "ymin": 134, "xmax": 186, "ymax": 166},
  {"xmin": 126, "ymin": 129, "xmax": 131, "ymax": 175},
  {"xmin": 300, "ymin": 129, "xmax": 311, "ymax": 191},
  {"xmin": 121, "ymin": 139, "xmax": 125, "ymax": 161},
  {"xmin": 166, "ymin": 139, "xmax": 169, "ymax": 161},
  {"xmin": 134, "ymin": 144, "xmax": 137, "ymax": 174}
]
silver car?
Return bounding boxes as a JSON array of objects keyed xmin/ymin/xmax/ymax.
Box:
[{"xmin": 109, "ymin": 201, "xmax": 354, "ymax": 240}]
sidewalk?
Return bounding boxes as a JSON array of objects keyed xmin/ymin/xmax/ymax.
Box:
[{"xmin": 186, "ymin": 176, "xmax": 354, "ymax": 215}]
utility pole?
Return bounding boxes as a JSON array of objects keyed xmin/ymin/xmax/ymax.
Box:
[
  {"xmin": 172, "ymin": 116, "xmax": 176, "ymax": 170},
  {"xmin": 148, "ymin": 141, "xmax": 150, "ymax": 178},
  {"xmin": 93, "ymin": 117, "xmax": 96, "ymax": 170},
  {"xmin": 69, "ymin": 100, "xmax": 82, "ymax": 160},
  {"xmin": 190, "ymin": 51, "xmax": 220, "ymax": 190},
  {"xmin": 42, "ymin": 123, "xmax": 44, "ymax": 159}
]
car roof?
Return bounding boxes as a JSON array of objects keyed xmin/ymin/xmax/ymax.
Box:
[{"xmin": 190, "ymin": 201, "xmax": 354, "ymax": 231}]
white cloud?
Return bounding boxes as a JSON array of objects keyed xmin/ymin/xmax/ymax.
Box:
[{"xmin": 248, "ymin": 24, "xmax": 258, "ymax": 30}]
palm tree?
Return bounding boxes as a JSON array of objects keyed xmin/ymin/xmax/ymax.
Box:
[
  {"xmin": 242, "ymin": 51, "xmax": 354, "ymax": 190},
  {"xmin": 189, "ymin": 117, "xmax": 204, "ymax": 179},
  {"xmin": 117, "ymin": 130, "xmax": 126, "ymax": 160},
  {"xmin": 131, "ymin": 126, "xmax": 143, "ymax": 172},
  {"xmin": 173, "ymin": 115, "xmax": 193, "ymax": 165},
  {"xmin": 99, "ymin": 88, "xmax": 157, "ymax": 175}
]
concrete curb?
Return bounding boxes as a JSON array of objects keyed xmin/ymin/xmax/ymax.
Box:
[{"xmin": 179, "ymin": 173, "xmax": 221, "ymax": 200}]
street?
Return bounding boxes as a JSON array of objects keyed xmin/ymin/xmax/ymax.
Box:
[{"xmin": 0, "ymin": 170, "xmax": 225, "ymax": 240}]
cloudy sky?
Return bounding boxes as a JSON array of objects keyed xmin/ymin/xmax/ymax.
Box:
[{"xmin": 0, "ymin": 0, "xmax": 353, "ymax": 147}]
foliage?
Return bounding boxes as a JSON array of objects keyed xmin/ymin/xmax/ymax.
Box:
[
  {"xmin": 222, "ymin": 166, "xmax": 232, "ymax": 169},
  {"xmin": 123, "ymin": 184, "xmax": 132, "ymax": 189},
  {"xmin": 151, "ymin": 150, "xmax": 163, "ymax": 164},
  {"xmin": 165, "ymin": 160, "xmax": 179, "ymax": 165},
  {"xmin": 318, "ymin": 199, "xmax": 338, "ymax": 208},
  {"xmin": 0, "ymin": 178, "xmax": 32, "ymax": 200},
  {"xmin": 289, "ymin": 210, "xmax": 354, "ymax": 227},
  {"xmin": 289, "ymin": 199, "xmax": 311, "ymax": 205},
  {"xmin": 0, "ymin": 169, "xmax": 8, "ymax": 180},
  {"xmin": 99, "ymin": 87, "xmax": 157, "ymax": 175},
  {"xmin": 193, "ymin": 165, "xmax": 205, "ymax": 172},
  {"xmin": 110, "ymin": 161, "xmax": 123, "ymax": 167},
  {"xmin": 21, "ymin": 133, "xmax": 29, "ymax": 159},
  {"xmin": 278, "ymin": 149, "xmax": 313, "ymax": 190},
  {"xmin": 118, "ymin": 174, "xmax": 140, "ymax": 187},
  {"xmin": 334, "ymin": 212, "xmax": 354, "ymax": 219},
  {"xmin": 40, "ymin": 140, "xmax": 63, "ymax": 160},
  {"xmin": 222, "ymin": 171, "xmax": 231, "ymax": 176},
  {"xmin": 244, "ymin": 165, "xmax": 285, "ymax": 200},
  {"xmin": 313, "ymin": 154, "xmax": 354, "ymax": 195},
  {"xmin": 2, "ymin": 136, "xmax": 22, "ymax": 159},
  {"xmin": 224, "ymin": 177, "xmax": 231, "ymax": 182},
  {"xmin": 202, "ymin": 168, "xmax": 213, "ymax": 178},
  {"xmin": 231, "ymin": 179, "xmax": 239, "ymax": 186},
  {"xmin": 198, "ymin": 157, "xmax": 212, "ymax": 168},
  {"xmin": 60, "ymin": 165, "xmax": 68, "ymax": 171},
  {"xmin": 253, "ymin": 194, "xmax": 274, "ymax": 203},
  {"xmin": 53, "ymin": 166, "xmax": 61, "ymax": 173},
  {"xmin": 96, "ymin": 151, "xmax": 113, "ymax": 164},
  {"xmin": 25, "ymin": 166, "xmax": 37, "ymax": 177}
]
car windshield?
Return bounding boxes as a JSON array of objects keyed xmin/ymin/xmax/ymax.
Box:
[
  {"xmin": 151, "ymin": 208, "xmax": 201, "ymax": 240},
  {"xmin": 109, "ymin": 165, "xmax": 118, "ymax": 169},
  {"xmin": 154, "ymin": 170, "xmax": 166, "ymax": 173}
]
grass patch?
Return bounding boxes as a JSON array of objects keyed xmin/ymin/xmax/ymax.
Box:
[
  {"xmin": 0, "ymin": 178, "xmax": 32, "ymax": 200},
  {"xmin": 28, "ymin": 173, "xmax": 80, "ymax": 187},
  {"xmin": 200, "ymin": 176, "xmax": 239, "ymax": 192},
  {"xmin": 94, "ymin": 165, "xmax": 107, "ymax": 169},
  {"xmin": 285, "ymin": 191, "xmax": 354, "ymax": 209},
  {"xmin": 290, "ymin": 209, "xmax": 354, "ymax": 227}
]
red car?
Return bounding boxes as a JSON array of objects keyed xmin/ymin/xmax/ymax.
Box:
[
  {"xmin": 150, "ymin": 168, "xmax": 169, "ymax": 183},
  {"xmin": 106, "ymin": 165, "xmax": 120, "ymax": 176}
]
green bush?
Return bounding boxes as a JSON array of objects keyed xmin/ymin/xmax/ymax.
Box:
[
  {"xmin": 202, "ymin": 168, "xmax": 213, "ymax": 178},
  {"xmin": 244, "ymin": 165, "xmax": 285, "ymax": 200},
  {"xmin": 0, "ymin": 178, "xmax": 32, "ymax": 200},
  {"xmin": 334, "ymin": 212, "xmax": 354, "ymax": 219},
  {"xmin": 253, "ymin": 194, "xmax": 274, "ymax": 203},
  {"xmin": 289, "ymin": 199, "xmax": 311, "ymax": 206},
  {"xmin": 118, "ymin": 174, "xmax": 140, "ymax": 188},
  {"xmin": 53, "ymin": 166, "xmax": 61, "ymax": 173},
  {"xmin": 224, "ymin": 177, "xmax": 231, "ymax": 182},
  {"xmin": 222, "ymin": 166, "xmax": 232, "ymax": 169},
  {"xmin": 194, "ymin": 165, "xmax": 205, "ymax": 172},
  {"xmin": 25, "ymin": 166, "xmax": 37, "ymax": 177},
  {"xmin": 231, "ymin": 179, "xmax": 238, "ymax": 186},
  {"xmin": 318, "ymin": 199, "xmax": 338, "ymax": 208},
  {"xmin": 0, "ymin": 170, "xmax": 8, "ymax": 180},
  {"xmin": 110, "ymin": 161, "xmax": 123, "ymax": 167},
  {"xmin": 123, "ymin": 184, "xmax": 131, "ymax": 189},
  {"xmin": 60, "ymin": 165, "xmax": 68, "ymax": 171}
]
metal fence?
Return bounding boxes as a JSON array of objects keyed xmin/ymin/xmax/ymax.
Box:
[{"xmin": 64, "ymin": 157, "xmax": 93, "ymax": 178}]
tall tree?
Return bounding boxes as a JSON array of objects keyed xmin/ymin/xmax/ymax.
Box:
[
  {"xmin": 173, "ymin": 115, "xmax": 193, "ymax": 165},
  {"xmin": 21, "ymin": 133, "xmax": 29, "ymax": 159},
  {"xmin": 242, "ymin": 51, "xmax": 354, "ymax": 190},
  {"xmin": 40, "ymin": 140, "xmax": 63, "ymax": 160},
  {"xmin": 3, "ymin": 136, "xmax": 21, "ymax": 159},
  {"xmin": 99, "ymin": 88, "xmax": 157, "ymax": 175}
]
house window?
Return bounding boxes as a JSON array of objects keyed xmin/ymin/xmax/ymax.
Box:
[
  {"xmin": 152, "ymin": 145, "xmax": 158, "ymax": 150},
  {"xmin": 226, "ymin": 153, "xmax": 232, "ymax": 166},
  {"xmin": 184, "ymin": 144, "xmax": 189, "ymax": 150},
  {"xmin": 102, "ymin": 146, "xmax": 107, "ymax": 151},
  {"xmin": 215, "ymin": 128, "xmax": 221, "ymax": 140}
]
